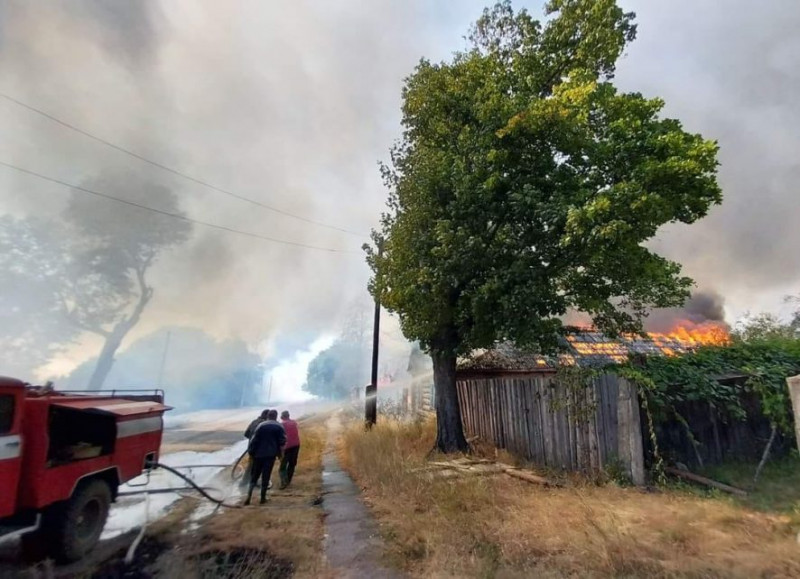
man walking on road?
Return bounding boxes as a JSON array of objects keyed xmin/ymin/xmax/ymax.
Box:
[
  {"xmin": 279, "ymin": 410, "xmax": 301, "ymax": 489},
  {"xmin": 245, "ymin": 409, "xmax": 286, "ymax": 505}
]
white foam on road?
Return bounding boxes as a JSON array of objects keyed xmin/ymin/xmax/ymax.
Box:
[
  {"xmin": 102, "ymin": 401, "xmax": 328, "ymax": 539},
  {"xmin": 102, "ymin": 439, "xmax": 248, "ymax": 539}
]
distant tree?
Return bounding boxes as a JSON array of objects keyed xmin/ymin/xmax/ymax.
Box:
[
  {"xmin": 407, "ymin": 342, "xmax": 431, "ymax": 377},
  {"xmin": 0, "ymin": 216, "xmax": 77, "ymax": 378},
  {"xmin": 61, "ymin": 171, "xmax": 191, "ymax": 389},
  {"xmin": 340, "ymin": 297, "xmax": 371, "ymax": 346},
  {"xmin": 734, "ymin": 312, "xmax": 799, "ymax": 342},
  {"xmin": 62, "ymin": 327, "xmax": 261, "ymax": 411},
  {"xmin": 0, "ymin": 172, "xmax": 191, "ymax": 386},
  {"xmin": 786, "ymin": 294, "xmax": 800, "ymax": 334},
  {"xmin": 368, "ymin": 1, "xmax": 722, "ymax": 451},
  {"xmin": 303, "ymin": 340, "xmax": 367, "ymax": 400}
]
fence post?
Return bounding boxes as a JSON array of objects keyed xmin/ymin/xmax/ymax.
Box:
[
  {"xmin": 787, "ymin": 375, "xmax": 800, "ymax": 451},
  {"xmin": 617, "ymin": 378, "xmax": 645, "ymax": 486}
]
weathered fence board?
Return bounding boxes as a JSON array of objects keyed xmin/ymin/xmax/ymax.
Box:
[
  {"xmin": 787, "ymin": 375, "xmax": 800, "ymax": 452},
  {"xmin": 456, "ymin": 373, "xmax": 645, "ymax": 481}
]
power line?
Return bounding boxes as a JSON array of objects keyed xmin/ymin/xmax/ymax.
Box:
[
  {"xmin": 0, "ymin": 92, "xmax": 369, "ymax": 238},
  {"xmin": 0, "ymin": 160, "xmax": 361, "ymax": 254}
]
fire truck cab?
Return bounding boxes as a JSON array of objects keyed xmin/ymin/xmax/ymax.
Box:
[{"xmin": 0, "ymin": 376, "xmax": 170, "ymax": 562}]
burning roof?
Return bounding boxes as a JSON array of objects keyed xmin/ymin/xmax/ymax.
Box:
[{"xmin": 460, "ymin": 323, "xmax": 730, "ymax": 373}]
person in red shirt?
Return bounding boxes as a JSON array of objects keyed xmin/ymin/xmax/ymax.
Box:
[{"xmin": 278, "ymin": 410, "xmax": 301, "ymax": 489}]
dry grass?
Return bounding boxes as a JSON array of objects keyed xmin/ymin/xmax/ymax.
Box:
[
  {"xmin": 339, "ymin": 417, "xmax": 800, "ymax": 578},
  {"xmin": 197, "ymin": 415, "xmax": 329, "ymax": 578}
]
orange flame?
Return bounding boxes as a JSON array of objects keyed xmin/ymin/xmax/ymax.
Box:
[
  {"xmin": 563, "ymin": 319, "xmax": 731, "ymax": 362},
  {"xmin": 648, "ymin": 320, "xmax": 731, "ymax": 348}
]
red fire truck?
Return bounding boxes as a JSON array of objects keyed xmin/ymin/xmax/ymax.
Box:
[{"xmin": 0, "ymin": 376, "xmax": 171, "ymax": 562}]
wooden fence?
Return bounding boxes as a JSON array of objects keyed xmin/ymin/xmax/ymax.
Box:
[
  {"xmin": 790, "ymin": 375, "xmax": 800, "ymax": 452},
  {"xmin": 456, "ymin": 373, "xmax": 644, "ymax": 483}
]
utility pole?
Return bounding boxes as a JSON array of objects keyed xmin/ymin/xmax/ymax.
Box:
[
  {"xmin": 156, "ymin": 330, "xmax": 171, "ymax": 388},
  {"xmin": 366, "ymin": 239, "xmax": 383, "ymax": 427}
]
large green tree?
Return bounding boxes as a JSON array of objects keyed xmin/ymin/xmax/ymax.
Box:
[{"xmin": 368, "ymin": 0, "xmax": 722, "ymax": 452}]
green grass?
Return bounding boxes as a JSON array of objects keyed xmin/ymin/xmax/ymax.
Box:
[{"xmin": 690, "ymin": 453, "xmax": 800, "ymax": 516}]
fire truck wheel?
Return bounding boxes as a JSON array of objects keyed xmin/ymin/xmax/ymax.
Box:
[{"xmin": 52, "ymin": 479, "xmax": 112, "ymax": 562}]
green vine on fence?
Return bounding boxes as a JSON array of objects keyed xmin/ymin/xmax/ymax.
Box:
[
  {"xmin": 617, "ymin": 338, "xmax": 800, "ymax": 435},
  {"xmin": 552, "ymin": 365, "xmax": 600, "ymax": 422}
]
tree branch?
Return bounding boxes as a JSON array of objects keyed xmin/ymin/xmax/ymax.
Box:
[
  {"xmin": 123, "ymin": 257, "xmax": 155, "ymax": 330},
  {"xmin": 59, "ymin": 294, "xmax": 110, "ymax": 338}
]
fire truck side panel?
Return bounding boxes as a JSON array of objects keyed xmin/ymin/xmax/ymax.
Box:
[
  {"xmin": 0, "ymin": 379, "xmax": 24, "ymax": 519},
  {"xmin": 114, "ymin": 415, "xmax": 164, "ymax": 481},
  {"xmin": 17, "ymin": 398, "xmax": 49, "ymax": 509},
  {"xmin": 23, "ymin": 456, "xmax": 119, "ymax": 509},
  {"xmin": 17, "ymin": 400, "xmax": 166, "ymax": 510}
]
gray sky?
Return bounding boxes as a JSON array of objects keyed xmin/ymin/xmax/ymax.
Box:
[{"xmin": 1, "ymin": 1, "xmax": 798, "ymax": 386}]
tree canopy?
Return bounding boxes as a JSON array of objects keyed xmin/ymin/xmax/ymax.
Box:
[
  {"xmin": 733, "ymin": 301, "xmax": 800, "ymax": 343},
  {"xmin": 0, "ymin": 216, "xmax": 78, "ymax": 378},
  {"xmin": 368, "ymin": 0, "xmax": 722, "ymax": 451},
  {"xmin": 302, "ymin": 339, "xmax": 368, "ymax": 400},
  {"xmin": 0, "ymin": 171, "xmax": 191, "ymax": 385}
]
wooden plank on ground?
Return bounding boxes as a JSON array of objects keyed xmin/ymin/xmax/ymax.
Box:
[
  {"xmin": 664, "ymin": 467, "xmax": 748, "ymax": 496},
  {"xmin": 504, "ymin": 468, "xmax": 560, "ymax": 487}
]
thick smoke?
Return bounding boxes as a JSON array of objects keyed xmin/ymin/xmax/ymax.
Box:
[
  {"xmin": 618, "ymin": 0, "xmax": 800, "ymax": 319},
  {"xmin": 1, "ymin": 1, "xmax": 798, "ymax": 387},
  {"xmin": 643, "ymin": 291, "xmax": 728, "ymax": 334},
  {"xmin": 0, "ymin": 1, "xmax": 481, "ymax": 381}
]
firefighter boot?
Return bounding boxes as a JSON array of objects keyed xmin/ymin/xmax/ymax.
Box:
[{"xmin": 244, "ymin": 484, "xmax": 255, "ymax": 506}]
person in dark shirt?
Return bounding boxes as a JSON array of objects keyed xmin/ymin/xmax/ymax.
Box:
[
  {"xmin": 240, "ymin": 409, "xmax": 271, "ymax": 489},
  {"xmin": 245, "ymin": 409, "xmax": 286, "ymax": 505},
  {"xmin": 244, "ymin": 409, "xmax": 270, "ymax": 439}
]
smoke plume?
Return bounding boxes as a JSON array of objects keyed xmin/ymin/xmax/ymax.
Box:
[
  {"xmin": 643, "ymin": 291, "xmax": 729, "ymax": 334},
  {"xmin": 1, "ymin": 1, "xmax": 798, "ymax": 387},
  {"xmin": 618, "ymin": 0, "xmax": 800, "ymax": 319}
]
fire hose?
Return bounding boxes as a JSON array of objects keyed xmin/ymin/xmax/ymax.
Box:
[
  {"xmin": 155, "ymin": 462, "xmax": 243, "ymax": 509},
  {"xmin": 230, "ymin": 450, "xmax": 272, "ymax": 489},
  {"xmin": 231, "ymin": 450, "xmax": 248, "ymax": 480},
  {"xmin": 123, "ymin": 461, "xmax": 242, "ymax": 564}
]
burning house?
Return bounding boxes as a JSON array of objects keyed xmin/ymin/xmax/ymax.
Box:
[
  {"xmin": 454, "ymin": 323, "xmax": 740, "ymax": 483},
  {"xmin": 462, "ymin": 325, "xmax": 730, "ymax": 372}
]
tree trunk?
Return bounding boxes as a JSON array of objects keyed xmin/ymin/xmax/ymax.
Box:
[
  {"xmin": 431, "ymin": 348, "xmax": 469, "ymax": 453},
  {"xmin": 86, "ymin": 280, "xmax": 153, "ymax": 390},
  {"xmin": 86, "ymin": 323, "xmax": 127, "ymax": 390},
  {"xmin": 86, "ymin": 328, "xmax": 122, "ymax": 390}
]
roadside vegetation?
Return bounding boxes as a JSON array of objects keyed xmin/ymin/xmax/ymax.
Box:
[
  {"xmin": 191, "ymin": 416, "xmax": 328, "ymax": 578},
  {"xmin": 695, "ymin": 455, "xmax": 800, "ymax": 514},
  {"xmin": 339, "ymin": 417, "xmax": 800, "ymax": 578}
]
